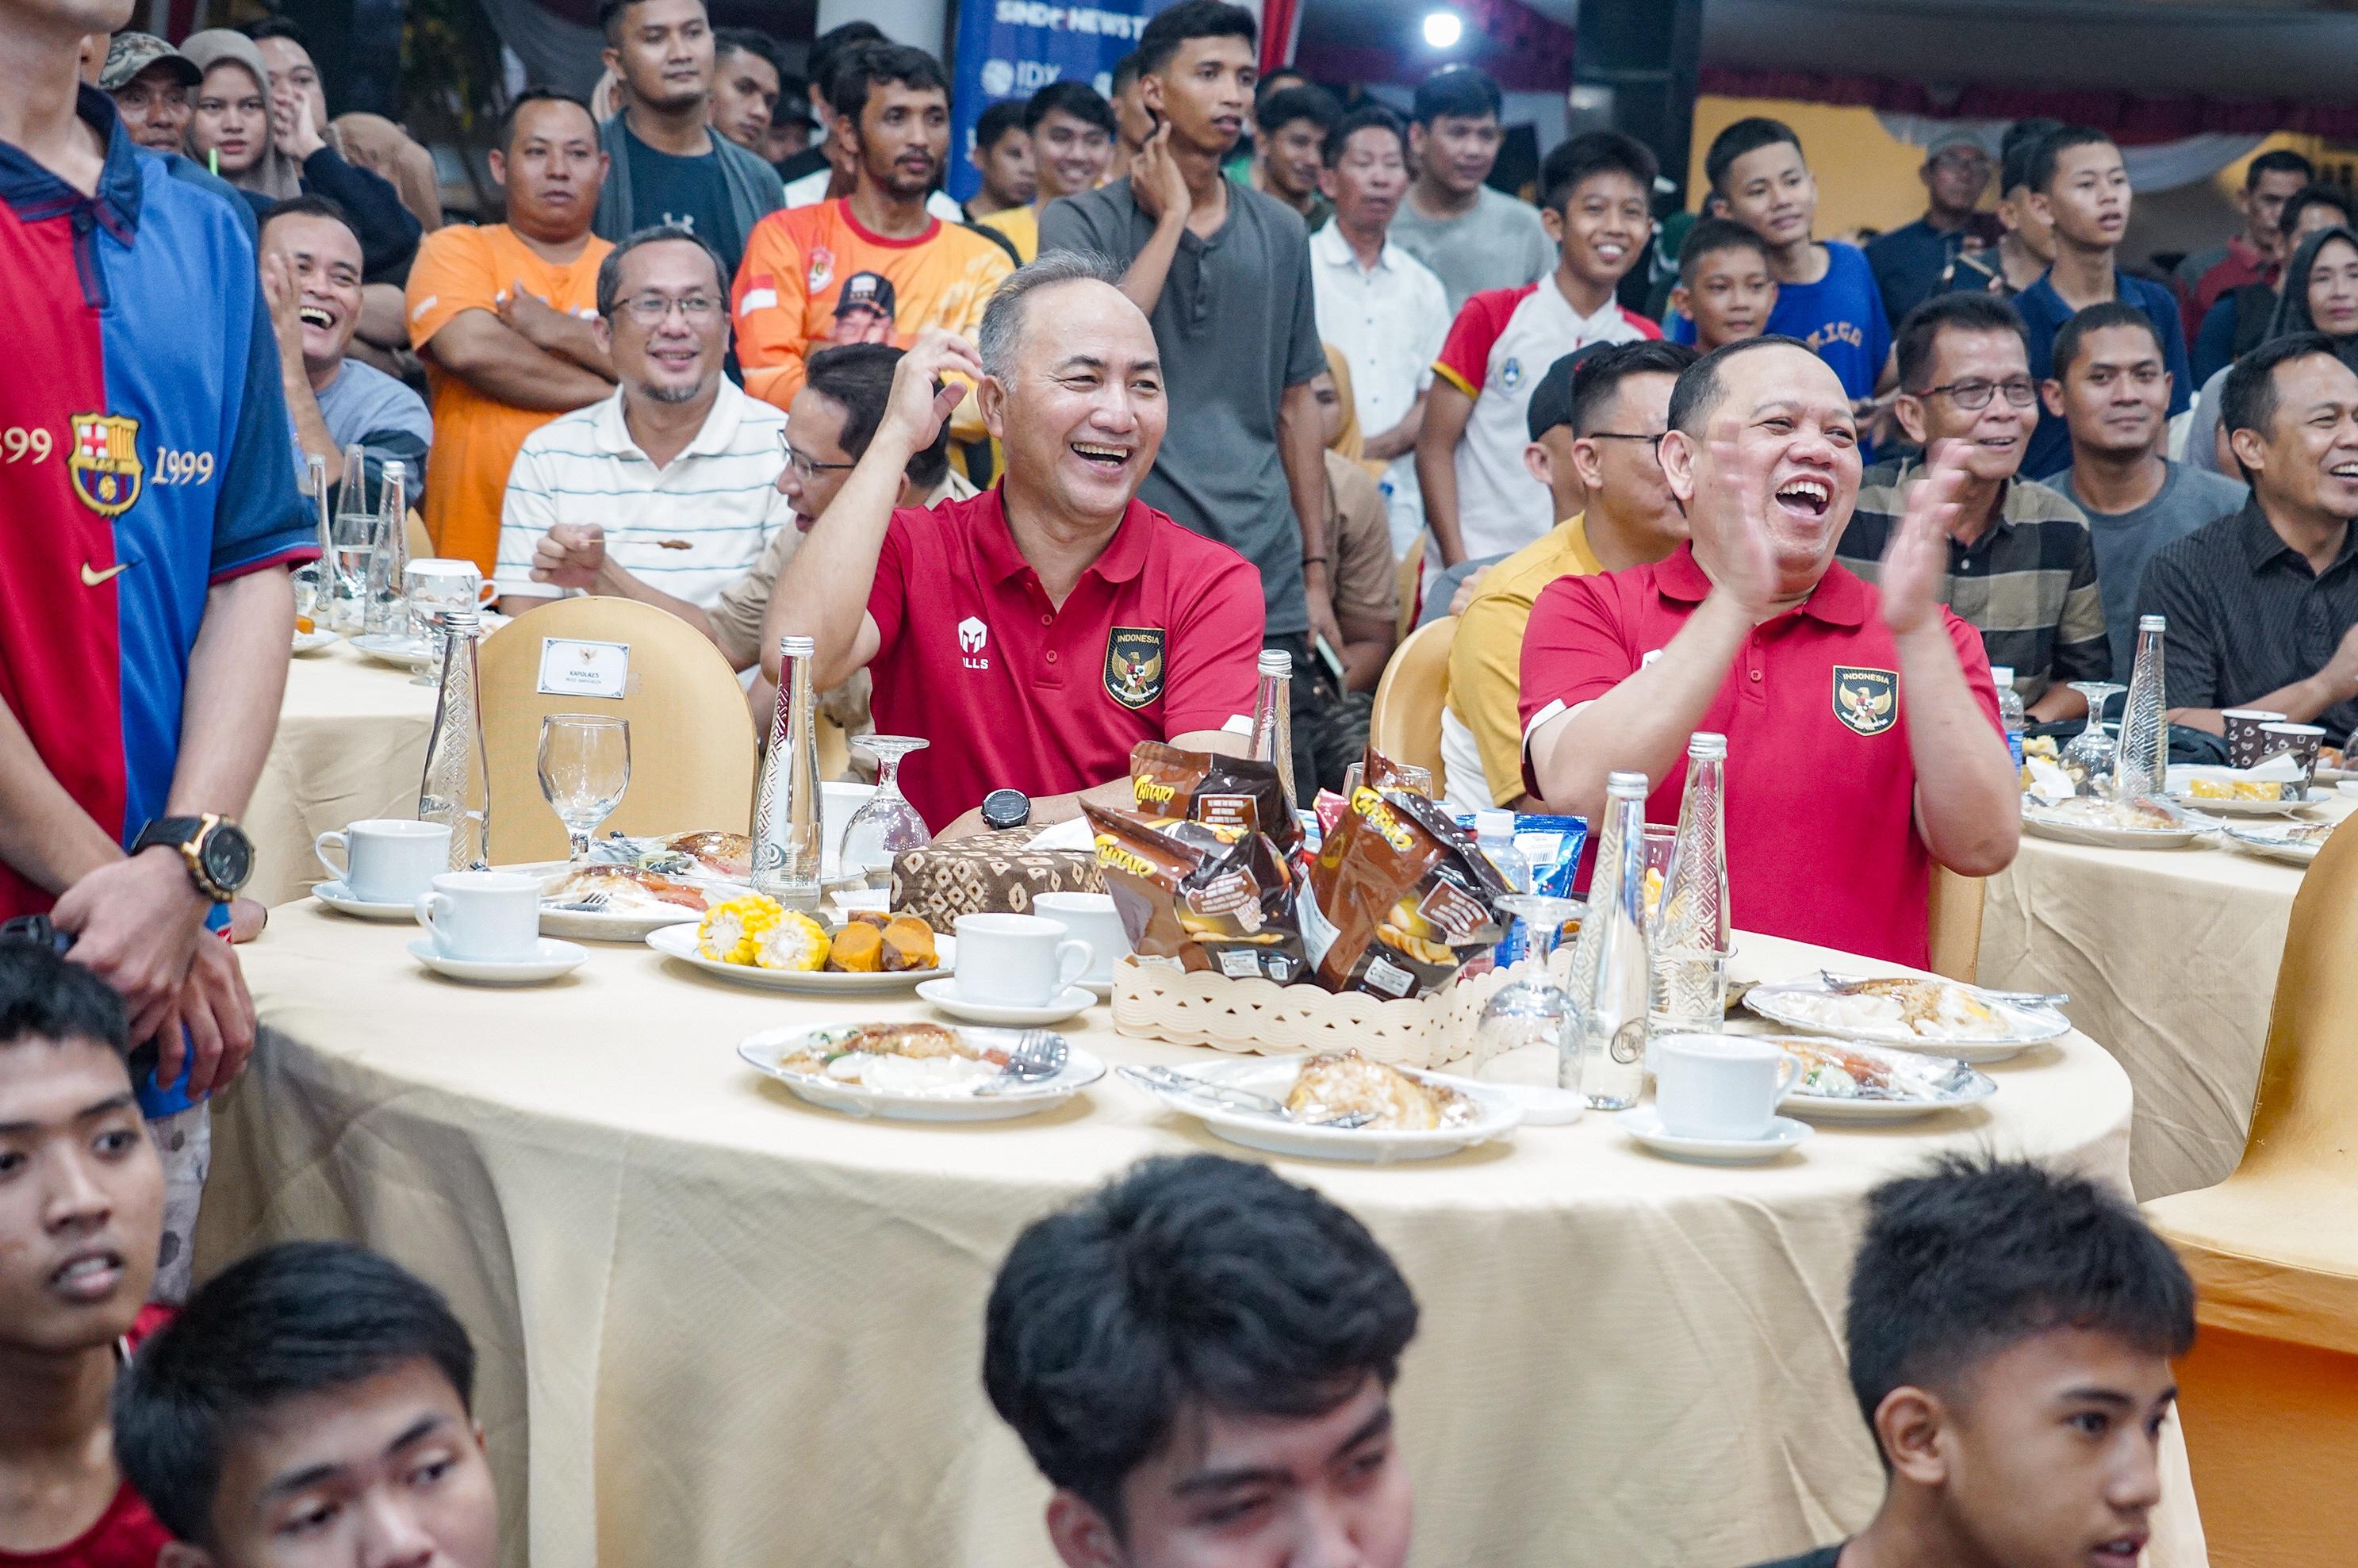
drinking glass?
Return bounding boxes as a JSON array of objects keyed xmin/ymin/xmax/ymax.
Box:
[
  {"xmin": 537, "ymin": 714, "xmax": 631, "ymax": 862},
  {"xmin": 839, "ymin": 736, "xmax": 932, "ymax": 887},
  {"xmin": 1474, "ymin": 893, "xmax": 1583, "ymax": 1064},
  {"xmin": 404, "ymin": 560, "xmax": 482, "ymax": 686},
  {"xmin": 2062, "ymin": 680, "xmax": 2125, "ymax": 793},
  {"xmin": 1639, "ymin": 823, "xmax": 1677, "ymax": 922}
]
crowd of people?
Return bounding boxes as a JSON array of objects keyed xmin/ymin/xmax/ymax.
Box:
[{"xmin": 2, "ymin": 0, "xmax": 2334, "ymax": 1557}]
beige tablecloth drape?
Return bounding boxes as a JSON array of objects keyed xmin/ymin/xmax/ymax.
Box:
[
  {"xmin": 250, "ymin": 642, "xmax": 440, "ymax": 907},
  {"xmin": 197, "ymin": 907, "xmax": 2207, "ymax": 1568}
]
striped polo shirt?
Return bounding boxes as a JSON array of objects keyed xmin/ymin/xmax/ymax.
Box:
[{"xmin": 493, "ymin": 376, "xmax": 791, "ymax": 608}]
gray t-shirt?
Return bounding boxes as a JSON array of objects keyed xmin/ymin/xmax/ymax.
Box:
[
  {"xmin": 304, "ymin": 358, "xmax": 432, "ymax": 515},
  {"xmin": 2056, "ymin": 458, "xmax": 2247, "ymax": 676},
  {"xmin": 1386, "ymin": 185, "xmax": 1555, "ymax": 314},
  {"xmin": 1044, "ymin": 178, "xmax": 1326, "ymax": 636}
]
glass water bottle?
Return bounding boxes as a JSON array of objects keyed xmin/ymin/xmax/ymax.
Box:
[
  {"xmin": 417, "ymin": 606, "xmax": 490, "ymax": 869},
  {"xmin": 363, "ymin": 459, "xmax": 410, "ymax": 638},
  {"xmin": 1570, "ymin": 771, "xmax": 1651, "ymax": 1107},
  {"xmin": 328, "ymin": 440, "xmax": 372, "ymax": 634},
  {"xmin": 1649, "ymin": 734, "xmax": 1730, "ymax": 1037},
  {"xmin": 292, "ymin": 453, "xmax": 327, "ymax": 621},
  {"xmin": 751, "ymin": 634, "xmax": 824, "ymax": 909},
  {"xmin": 2112, "ymin": 613, "xmax": 2168, "ymax": 800},
  {"xmin": 1248, "ymin": 648, "xmax": 1297, "ymax": 806}
]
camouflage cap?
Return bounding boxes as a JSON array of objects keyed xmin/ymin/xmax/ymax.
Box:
[{"xmin": 99, "ymin": 33, "xmax": 202, "ymax": 93}]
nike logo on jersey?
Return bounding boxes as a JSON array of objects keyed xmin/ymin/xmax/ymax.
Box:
[{"xmin": 81, "ymin": 561, "xmax": 129, "ymax": 587}]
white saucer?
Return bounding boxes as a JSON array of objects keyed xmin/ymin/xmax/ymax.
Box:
[
  {"xmin": 1617, "ymin": 1105, "xmax": 1812, "ymax": 1164},
  {"xmin": 914, "ymin": 979, "xmax": 1094, "ymax": 1026},
  {"xmin": 407, "ymin": 937, "xmax": 587, "ymax": 984},
  {"xmin": 1078, "ymin": 976, "xmax": 1115, "ymax": 1000},
  {"xmin": 313, "ymin": 880, "xmax": 419, "ymax": 921}
]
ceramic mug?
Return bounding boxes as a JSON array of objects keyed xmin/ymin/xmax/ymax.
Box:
[
  {"xmin": 1652, "ymin": 1034, "xmax": 1801, "ymax": 1141},
  {"xmin": 952, "ymin": 912, "xmax": 1092, "ymax": 1006},
  {"xmin": 1033, "ymin": 892, "xmax": 1131, "ymax": 987},
  {"xmin": 413, "ymin": 871, "xmax": 541, "ymax": 962},
  {"xmin": 315, "ymin": 819, "xmax": 451, "ymax": 904}
]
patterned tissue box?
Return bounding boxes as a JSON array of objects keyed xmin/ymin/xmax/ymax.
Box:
[{"xmin": 889, "ymin": 825, "xmax": 1106, "ymax": 924}]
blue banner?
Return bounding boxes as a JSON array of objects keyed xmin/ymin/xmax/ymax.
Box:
[{"xmin": 945, "ymin": 0, "xmax": 1176, "ymax": 203}]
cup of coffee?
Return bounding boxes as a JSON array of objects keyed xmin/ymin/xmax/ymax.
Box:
[
  {"xmin": 2260, "ymin": 722, "xmax": 2327, "ymax": 797},
  {"xmin": 952, "ymin": 912, "xmax": 1093, "ymax": 1006},
  {"xmin": 413, "ymin": 871, "xmax": 541, "ymax": 962},
  {"xmin": 1652, "ymin": 1034, "xmax": 1801, "ymax": 1141},
  {"xmin": 315, "ymin": 819, "xmax": 451, "ymax": 904},
  {"xmin": 2222, "ymin": 709, "xmax": 2289, "ymax": 771},
  {"xmin": 1033, "ymin": 892, "xmax": 1131, "ymax": 987}
]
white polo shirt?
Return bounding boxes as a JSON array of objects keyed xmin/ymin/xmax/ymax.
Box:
[
  {"xmin": 494, "ymin": 378, "xmax": 792, "ymax": 608},
  {"xmin": 1309, "ymin": 221, "xmax": 1451, "ymax": 557}
]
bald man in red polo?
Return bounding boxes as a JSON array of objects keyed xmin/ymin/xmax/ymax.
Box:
[
  {"xmin": 770, "ymin": 253, "xmax": 1264, "ymax": 836},
  {"xmin": 1519, "ymin": 335, "xmax": 2020, "ymax": 968}
]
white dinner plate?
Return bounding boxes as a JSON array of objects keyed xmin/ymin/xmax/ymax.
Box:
[
  {"xmin": 1618, "ymin": 1106, "xmax": 1812, "ymax": 1163},
  {"xmin": 1743, "ymin": 976, "xmax": 2067, "ymax": 1062},
  {"xmin": 646, "ymin": 921, "xmax": 952, "ymax": 991},
  {"xmin": 1774, "ymin": 1037, "xmax": 1999, "ymax": 1122},
  {"xmin": 2019, "ymin": 805, "xmax": 2203, "ymax": 849},
  {"xmin": 2164, "ymin": 765, "xmax": 2321, "ymax": 817},
  {"xmin": 1125, "ymin": 1056, "xmax": 1521, "ymax": 1163},
  {"xmin": 2218, "ymin": 822, "xmax": 2332, "ymax": 867},
  {"xmin": 502, "ymin": 861, "xmax": 742, "ymax": 941},
  {"xmin": 312, "ymin": 880, "xmax": 418, "ymax": 921},
  {"xmin": 737, "ymin": 1026, "xmax": 1102, "ymax": 1121},
  {"xmin": 291, "ymin": 627, "xmax": 339, "ymax": 654},
  {"xmin": 349, "ymin": 631, "xmax": 435, "ymax": 670}
]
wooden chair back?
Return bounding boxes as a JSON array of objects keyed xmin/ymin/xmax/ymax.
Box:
[{"xmin": 1925, "ymin": 867, "xmax": 1984, "ymax": 982}]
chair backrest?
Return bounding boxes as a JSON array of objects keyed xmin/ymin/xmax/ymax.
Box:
[
  {"xmin": 1925, "ymin": 867, "xmax": 1984, "ymax": 983},
  {"xmin": 1368, "ymin": 615, "xmax": 1454, "ymax": 794},
  {"xmin": 2229, "ymin": 819, "xmax": 2358, "ymax": 1176},
  {"xmin": 1394, "ymin": 535, "xmax": 1425, "ymax": 643},
  {"xmin": 477, "ymin": 597, "xmax": 759, "ymax": 864}
]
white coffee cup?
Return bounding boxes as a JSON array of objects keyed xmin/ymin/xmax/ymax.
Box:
[
  {"xmin": 953, "ymin": 912, "xmax": 1092, "ymax": 1006},
  {"xmin": 1033, "ymin": 892, "xmax": 1131, "ymax": 987},
  {"xmin": 316, "ymin": 819, "xmax": 451, "ymax": 904},
  {"xmin": 1652, "ymin": 1034, "xmax": 1801, "ymax": 1141},
  {"xmin": 413, "ymin": 871, "xmax": 541, "ymax": 962}
]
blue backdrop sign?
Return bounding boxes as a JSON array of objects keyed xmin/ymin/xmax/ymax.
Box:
[{"xmin": 945, "ymin": 0, "xmax": 1176, "ymax": 202}]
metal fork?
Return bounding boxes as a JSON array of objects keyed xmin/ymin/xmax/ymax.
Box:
[
  {"xmin": 543, "ymin": 891, "xmax": 611, "ymax": 913},
  {"xmin": 972, "ymin": 1030, "xmax": 1068, "ymax": 1095},
  {"xmin": 1817, "ymin": 968, "xmax": 2069, "ymax": 1010},
  {"xmin": 1118, "ymin": 1064, "xmax": 1378, "ymax": 1129}
]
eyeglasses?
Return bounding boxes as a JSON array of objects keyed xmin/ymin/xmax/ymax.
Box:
[
  {"xmin": 776, "ymin": 428, "xmax": 857, "ymax": 479},
  {"xmin": 1915, "ymin": 378, "xmax": 2039, "ymax": 410},
  {"xmin": 619, "ymin": 291, "xmax": 723, "ymax": 325}
]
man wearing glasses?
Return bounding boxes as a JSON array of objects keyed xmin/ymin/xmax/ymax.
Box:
[{"xmin": 1838, "ymin": 293, "xmax": 2109, "ymax": 722}]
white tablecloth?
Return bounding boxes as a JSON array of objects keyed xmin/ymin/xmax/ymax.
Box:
[{"xmin": 250, "ymin": 641, "xmax": 439, "ymax": 907}]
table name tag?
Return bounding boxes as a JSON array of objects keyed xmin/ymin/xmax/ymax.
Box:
[{"xmin": 536, "ymin": 638, "xmax": 631, "ymax": 699}]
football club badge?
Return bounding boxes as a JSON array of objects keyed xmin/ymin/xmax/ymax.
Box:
[
  {"xmin": 1104, "ymin": 627, "xmax": 1165, "ymax": 710},
  {"xmin": 1833, "ymin": 666, "xmax": 1898, "ymax": 737},
  {"xmin": 68, "ymin": 413, "xmax": 143, "ymax": 518}
]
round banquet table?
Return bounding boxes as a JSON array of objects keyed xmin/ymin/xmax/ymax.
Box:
[
  {"xmin": 1979, "ymin": 794, "xmax": 2349, "ymax": 1202},
  {"xmin": 197, "ymin": 905, "xmax": 2209, "ymax": 1568},
  {"xmin": 250, "ymin": 641, "xmax": 440, "ymax": 907}
]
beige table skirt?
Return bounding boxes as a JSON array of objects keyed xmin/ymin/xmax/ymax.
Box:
[
  {"xmin": 250, "ymin": 641, "xmax": 440, "ymax": 907},
  {"xmin": 197, "ymin": 907, "xmax": 2207, "ymax": 1568}
]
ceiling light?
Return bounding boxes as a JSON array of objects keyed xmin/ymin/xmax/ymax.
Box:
[{"xmin": 1423, "ymin": 10, "xmax": 1463, "ymax": 48}]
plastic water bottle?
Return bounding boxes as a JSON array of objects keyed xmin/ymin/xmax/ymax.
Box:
[
  {"xmin": 1474, "ymin": 810, "xmax": 1530, "ymax": 893},
  {"xmin": 1991, "ymin": 665, "xmax": 2026, "ymax": 771}
]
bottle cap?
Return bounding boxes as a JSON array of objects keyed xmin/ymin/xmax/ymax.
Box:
[
  {"xmin": 1258, "ymin": 649, "xmax": 1292, "ymax": 677},
  {"xmin": 1989, "ymin": 665, "xmax": 2015, "ymax": 685},
  {"xmin": 1688, "ymin": 731, "xmax": 1727, "ymax": 761},
  {"xmin": 381, "ymin": 459, "xmax": 405, "ymax": 480},
  {"xmin": 777, "ymin": 634, "xmax": 816, "ymax": 658},
  {"xmin": 1474, "ymin": 809, "xmax": 1515, "ymax": 837},
  {"xmin": 2138, "ymin": 614, "xmax": 2166, "ymax": 632},
  {"xmin": 1605, "ymin": 769, "xmax": 1648, "ymax": 797}
]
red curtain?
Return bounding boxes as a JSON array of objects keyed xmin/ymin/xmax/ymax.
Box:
[{"xmin": 1262, "ymin": 0, "xmax": 1301, "ymax": 74}]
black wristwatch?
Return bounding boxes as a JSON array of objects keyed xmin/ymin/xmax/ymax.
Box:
[
  {"xmin": 980, "ymin": 788, "xmax": 1032, "ymax": 831},
  {"xmin": 132, "ymin": 815, "xmax": 253, "ymax": 903}
]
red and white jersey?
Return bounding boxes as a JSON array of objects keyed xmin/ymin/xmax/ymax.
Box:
[{"xmin": 1433, "ymin": 282, "xmax": 1659, "ymax": 562}]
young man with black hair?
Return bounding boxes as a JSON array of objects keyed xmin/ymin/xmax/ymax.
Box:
[
  {"xmin": 1735, "ymin": 1155, "xmax": 2194, "ymax": 1568},
  {"xmin": 0, "ymin": 940, "xmax": 172, "ymax": 1566},
  {"xmin": 1839, "ymin": 292, "xmax": 2109, "ymax": 722},
  {"xmin": 1389, "ymin": 63, "xmax": 1552, "ymax": 312},
  {"xmin": 1865, "ymin": 128, "xmax": 1998, "ymax": 328},
  {"xmin": 590, "ymin": 0, "xmax": 780, "ymax": 291},
  {"xmin": 981, "ymin": 80, "xmax": 1118, "ymax": 263},
  {"xmin": 984, "ymin": 1153, "xmax": 1418, "ymax": 1568},
  {"xmin": 1969, "ymin": 118, "xmax": 2065, "ymax": 300},
  {"xmin": 1420, "ymin": 130, "xmax": 1662, "ymax": 567},
  {"xmin": 1106, "ymin": 50, "xmax": 1151, "ymax": 184},
  {"xmin": 707, "ymin": 27, "xmax": 781, "ymax": 158},
  {"xmin": 1248, "ymin": 82, "xmax": 1339, "ymax": 228},
  {"xmin": 964, "ymin": 98, "xmax": 1034, "ymax": 224},
  {"xmin": 2179, "ymin": 146, "xmax": 2313, "ymax": 339},
  {"xmin": 774, "ymin": 20, "xmax": 882, "ymax": 188},
  {"xmin": 761, "ymin": 70, "xmax": 813, "ymax": 168},
  {"xmin": 2014, "ymin": 126, "xmax": 2191, "ymax": 479},
  {"xmin": 114, "ymin": 1240, "xmax": 498, "ymax": 1568},
  {"xmin": 1670, "ymin": 216, "xmax": 1777, "ymax": 354},
  {"xmin": 2048, "ymin": 302, "xmax": 2247, "ymax": 676}
]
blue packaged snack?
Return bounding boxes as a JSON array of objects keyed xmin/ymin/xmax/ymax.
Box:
[{"xmin": 1489, "ymin": 814, "xmax": 1589, "ymax": 966}]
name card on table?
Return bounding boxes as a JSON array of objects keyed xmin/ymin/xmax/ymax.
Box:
[{"xmin": 536, "ymin": 638, "xmax": 631, "ymax": 699}]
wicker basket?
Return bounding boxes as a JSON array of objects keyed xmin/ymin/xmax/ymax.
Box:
[{"xmin": 1110, "ymin": 950, "xmax": 1571, "ymax": 1072}]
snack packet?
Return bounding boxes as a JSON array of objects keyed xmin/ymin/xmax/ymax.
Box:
[
  {"xmin": 1129, "ymin": 743, "xmax": 1304, "ymax": 857},
  {"xmin": 1299, "ymin": 788, "xmax": 1510, "ymax": 999},
  {"xmin": 1358, "ymin": 744, "xmax": 1435, "ymax": 798},
  {"xmin": 1083, "ymin": 803, "xmax": 1306, "ymax": 983}
]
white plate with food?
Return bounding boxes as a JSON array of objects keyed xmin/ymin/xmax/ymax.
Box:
[
  {"xmin": 2164, "ymin": 765, "xmax": 2321, "ymax": 818},
  {"xmin": 646, "ymin": 905, "xmax": 950, "ymax": 991},
  {"xmin": 2218, "ymin": 819, "xmax": 2335, "ymax": 867},
  {"xmin": 349, "ymin": 631, "xmax": 435, "ymax": 670},
  {"xmin": 1773, "ymin": 1036, "xmax": 1999, "ymax": 1121},
  {"xmin": 2020, "ymin": 796, "xmax": 2204, "ymax": 849},
  {"xmin": 291, "ymin": 626, "xmax": 339, "ymax": 654},
  {"xmin": 1122, "ymin": 1051, "xmax": 1521, "ymax": 1163},
  {"xmin": 1743, "ymin": 976, "xmax": 2067, "ymax": 1061},
  {"xmin": 738, "ymin": 1022, "xmax": 1102, "ymax": 1121},
  {"xmin": 512, "ymin": 861, "xmax": 732, "ymax": 940}
]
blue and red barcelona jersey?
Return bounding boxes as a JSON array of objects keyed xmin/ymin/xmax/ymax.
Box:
[{"xmin": 0, "ymin": 90, "xmax": 312, "ymax": 920}]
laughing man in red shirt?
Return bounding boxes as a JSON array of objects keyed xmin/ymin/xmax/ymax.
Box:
[
  {"xmin": 1520, "ymin": 336, "xmax": 2020, "ymax": 968},
  {"xmin": 771, "ymin": 252, "xmax": 1265, "ymax": 836}
]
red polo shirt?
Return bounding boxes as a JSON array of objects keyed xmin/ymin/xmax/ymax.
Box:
[
  {"xmin": 1516, "ymin": 544, "xmax": 2004, "ymax": 968},
  {"xmin": 866, "ymin": 486, "xmax": 1265, "ymax": 830}
]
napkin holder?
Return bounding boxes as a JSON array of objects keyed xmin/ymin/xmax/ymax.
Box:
[{"xmin": 889, "ymin": 824, "xmax": 1106, "ymax": 925}]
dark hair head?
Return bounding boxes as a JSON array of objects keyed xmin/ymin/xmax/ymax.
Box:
[
  {"xmin": 976, "ymin": 98, "xmax": 1029, "ymax": 151},
  {"xmin": 1324, "ymin": 103, "xmax": 1405, "ymax": 169},
  {"xmin": 2246, "ymin": 147, "xmax": 2314, "ymax": 191},
  {"xmin": 2279, "ymin": 182, "xmax": 2354, "ymax": 243},
  {"xmin": 1525, "ymin": 342, "xmax": 1615, "ymax": 441},
  {"xmin": 1847, "ymin": 1156, "xmax": 2195, "ymax": 1438},
  {"xmin": 1541, "ymin": 128, "xmax": 1657, "ymax": 213},
  {"xmin": 1256, "ymin": 82, "xmax": 1340, "ymax": 139},
  {"xmin": 773, "ymin": 72, "xmax": 811, "ymax": 125},
  {"xmin": 2000, "ymin": 124, "xmax": 2062, "ymax": 199},
  {"xmin": 1412, "ymin": 63, "xmax": 1501, "ymax": 128},
  {"xmin": 803, "ymin": 342, "xmax": 951, "ymax": 491},
  {"xmin": 259, "ymin": 190, "xmax": 359, "ymax": 248},
  {"xmin": 1705, "ymin": 116, "xmax": 1802, "ymax": 194},
  {"xmin": 711, "ymin": 27, "xmax": 779, "ymax": 76},
  {"xmin": 2222, "ymin": 331, "xmax": 2345, "ymax": 461},
  {"xmin": 113, "ymin": 1241, "xmax": 477, "ymax": 1544},
  {"xmin": 1668, "ymin": 333, "xmax": 1818, "ymax": 435},
  {"xmin": 1254, "ymin": 67, "xmax": 1306, "ymax": 106},
  {"xmin": 807, "ymin": 21, "xmax": 885, "ymax": 100},
  {"xmin": 1894, "ymin": 291, "xmax": 2029, "ymax": 392},
  {"xmin": 1110, "ymin": 51, "xmax": 1143, "ymax": 97},
  {"xmin": 2264, "ymin": 225, "xmax": 2358, "ymax": 346},
  {"xmin": 0, "ymin": 940, "xmax": 129, "ymax": 1058},
  {"xmin": 500, "ymin": 86, "xmax": 596, "ymax": 149},
  {"xmin": 2051, "ymin": 301, "xmax": 2164, "ymax": 381},
  {"xmin": 1568, "ymin": 339, "xmax": 1700, "ymax": 439},
  {"xmin": 983, "ymin": 1154, "xmax": 1418, "ymax": 1530},
  {"xmin": 1026, "ymin": 80, "xmax": 1116, "ymax": 139},
  {"xmin": 1678, "ymin": 215, "xmax": 1770, "ymax": 282},
  {"xmin": 595, "ymin": 222, "xmax": 726, "ymax": 319},
  {"xmin": 1137, "ymin": 0, "xmax": 1256, "ymax": 77},
  {"xmin": 241, "ymin": 14, "xmax": 308, "ymax": 47},
  {"xmin": 2029, "ymin": 126, "xmax": 2114, "ymax": 196},
  {"xmin": 597, "ymin": 0, "xmax": 709, "ymax": 42},
  {"xmin": 2000, "ymin": 117, "xmax": 2065, "ymax": 167},
  {"xmin": 829, "ymin": 42, "xmax": 949, "ymax": 127}
]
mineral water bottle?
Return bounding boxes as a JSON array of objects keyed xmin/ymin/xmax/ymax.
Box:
[
  {"xmin": 1248, "ymin": 648, "xmax": 1296, "ymax": 806},
  {"xmin": 416, "ymin": 606, "xmax": 490, "ymax": 869},
  {"xmin": 2113, "ymin": 615, "xmax": 2168, "ymax": 799},
  {"xmin": 362, "ymin": 460, "xmax": 410, "ymax": 638},
  {"xmin": 1649, "ymin": 734, "xmax": 1730, "ymax": 1037},
  {"xmin": 328, "ymin": 440, "xmax": 372, "ymax": 634},
  {"xmin": 1474, "ymin": 810, "xmax": 1529, "ymax": 892},
  {"xmin": 293, "ymin": 453, "xmax": 328, "ymax": 621},
  {"xmin": 751, "ymin": 634, "xmax": 824, "ymax": 909},
  {"xmin": 1991, "ymin": 665, "xmax": 2026, "ymax": 772},
  {"xmin": 1571, "ymin": 772, "xmax": 1651, "ymax": 1108}
]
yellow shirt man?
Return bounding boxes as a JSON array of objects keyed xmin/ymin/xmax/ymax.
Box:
[
  {"xmin": 980, "ymin": 203, "xmax": 1038, "ymax": 264},
  {"xmin": 1440, "ymin": 515, "xmax": 1605, "ymax": 813}
]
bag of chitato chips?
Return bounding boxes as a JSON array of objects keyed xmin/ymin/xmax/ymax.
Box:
[
  {"xmin": 1301, "ymin": 784, "xmax": 1510, "ymax": 999},
  {"xmin": 1128, "ymin": 743, "xmax": 1303, "ymax": 857},
  {"xmin": 1083, "ymin": 803, "xmax": 1306, "ymax": 983}
]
